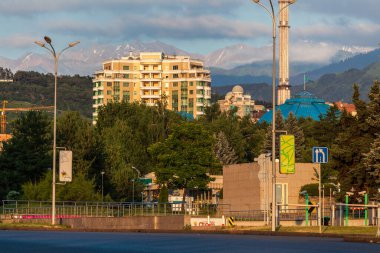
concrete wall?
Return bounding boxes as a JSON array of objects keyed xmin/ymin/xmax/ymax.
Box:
[
  {"xmin": 223, "ymin": 163, "xmax": 261, "ymax": 211},
  {"xmin": 223, "ymin": 161, "xmax": 316, "ymax": 212},
  {"xmin": 13, "ymin": 216, "xmax": 187, "ymax": 230}
]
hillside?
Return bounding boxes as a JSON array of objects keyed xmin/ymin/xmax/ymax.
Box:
[
  {"xmin": 214, "ymin": 62, "xmax": 380, "ymax": 103},
  {"xmin": 0, "ymin": 71, "xmax": 93, "ymax": 119}
]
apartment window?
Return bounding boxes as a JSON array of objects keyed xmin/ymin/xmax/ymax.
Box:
[
  {"xmin": 123, "ymin": 74, "xmax": 129, "ymax": 79},
  {"xmin": 123, "ymin": 82, "xmax": 129, "ymax": 87},
  {"xmin": 107, "ymin": 82, "xmax": 112, "ymax": 87},
  {"xmin": 123, "ymin": 91, "xmax": 130, "ymax": 102},
  {"xmin": 189, "ymin": 82, "xmax": 193, "ymax": 86},
  {"xmin": 107, "ymin": 90, "xmax": 112, "ymax": 95},
  {"xmin": 134, "ymin": 91, "xmax": 137, "ymax": 96},
  {"xmin": 134, "ymin": 66, "xmax": 137, "ymax": 70},
  {"xmin": 173, "ymin": 82, "xmax": 178, "ymax": 87},
  {"xmin": 173, "ymin": 65, "xmax": 178, "ymax": 70},
  {"xmin": 173, "ymin": 74, "xmax": 179, "ymax": 78},
  {"xmin": 123, "ymin": 65, "xmax": 130, "ymax": 70},
  {"xmin": 189, "ymin": 90, "xmax": 193, "ymax": 95}
]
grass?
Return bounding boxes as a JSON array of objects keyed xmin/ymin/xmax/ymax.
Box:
[
  {"xmin": 225, "ymin": 225, "xmax": 379, "ymax": 236},
  {"xmin": 0, "ymin": 222, "xmax": 68, "ymax": 230}
]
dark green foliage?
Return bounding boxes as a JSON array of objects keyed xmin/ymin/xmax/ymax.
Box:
[
  {"xmin": 300, "ymin": 183, "xmax": 337, "ymax": 197},
  {"xmin": 22, "ymin": 170, "xmax": 100, "ymax": 201},
  {"xmin": 213, "ymin": 131, "xmax": 238, "ymax": 166},
  {"xmin": 0, "ymin": 67, "xmax": 13, "ymax": 80},
  {"xmin": 263, "ymin": 110, "xmax": 285, "ymax": 158},
  {"xmin": 285, "ymin": 112, "xmax": 305, "ymax": 161},
  {"xmin": 200, "ymin": 106, "xmax": 264, "ymax": 163},
  {"xmin": 149, "ymin": 122, "xmax": 221, "ymax": 196},
  {"xmin": 363, "ymin": 135, "xmax": 380, "ymax": 192},
  {"xmin": 0, "ymin": 111, "xmax": 51, "ymax": 199},
  {"xmin": 158, "ymin": 185, "xmax": 169, "ymax": 203}
]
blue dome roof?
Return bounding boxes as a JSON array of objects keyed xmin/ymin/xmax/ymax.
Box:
[{"xmin": 259, "ymin": 91, "xmax": 331, "ymax": 123}]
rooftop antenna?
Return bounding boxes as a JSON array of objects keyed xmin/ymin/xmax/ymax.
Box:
[{"xmin": 303, "ymin": 73, "xmax": 306, "ymax": 91}]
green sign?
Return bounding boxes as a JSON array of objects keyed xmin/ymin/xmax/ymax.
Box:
[
  {"xmin": 280, "ymin": 135, "xmax": 295, "ymax": 174},
  {"xmin": 137, "ymin": 178, "xmax": 152, "ymax": 185}
]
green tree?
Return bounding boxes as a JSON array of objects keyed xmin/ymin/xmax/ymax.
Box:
[
  {"xmin": 0, "ymin": 111, "xmax": 51, "ymax": 199},
  {"xmin": 363, "ymin": 135, "xmax": 380, "ymax": 197},
  {"xmin": 213, "ymin": 131, "xmax": 238, "ymax": 166},
  {"xmin": 22, "ymin": 170, "xmax": 100, "ymax": 201},
  {"xmin": 285, "ymin": 112, "xmax": 305, "ymax": 161},
  {"xmin": 366, "ymin": 81, "xmax": 380, "ymax": 136},
  {"xmin": 263, "ymin": 109, "xmax": 285, "ymax": 158},
  {"xmin": 149, "ymin": 122, "xmax": 221, "ymax": 204},
  {"xmin": 57, "ymin": 111, "xmax": 100, "ymax": 176}
]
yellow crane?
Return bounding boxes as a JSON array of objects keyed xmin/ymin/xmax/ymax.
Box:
[{"xmin": 0, "ymin": 100, "xmax": 54, "ymax": 134}]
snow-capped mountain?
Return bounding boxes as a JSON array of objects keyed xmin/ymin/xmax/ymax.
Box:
[
  {"xmin": 0, "ymin": 40, "xmax": 377, "ymax": 79},
  {"xmin": 3, "ymin": 40, "xmax": 202, "ymax": 76},
  {"xmin": 204, "ymin": 44, "xmax": 272, "ymax": 69},
  {"xmin": 330, "ymin": 46, "xmax": 374, "ymax": 63}
]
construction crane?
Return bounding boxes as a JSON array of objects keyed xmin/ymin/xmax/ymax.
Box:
[{"xmin": 0, "ymin": 100, "xmax": 54, "ymax": 134}]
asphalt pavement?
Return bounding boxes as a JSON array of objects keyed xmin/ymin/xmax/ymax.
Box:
[{"xmin": 0, "ymin": 230, "xmax": 379, "ymax": 253}]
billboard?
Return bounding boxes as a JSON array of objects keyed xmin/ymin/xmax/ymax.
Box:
[
  {"xmin": 280, "ymin": 135, "xmax": 295, "ymax": 174},
  {"xmin": 59, "ymin": 150, "xmax": 72, "ymax": 182}
]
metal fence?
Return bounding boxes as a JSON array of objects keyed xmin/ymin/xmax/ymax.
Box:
[{"xmin": 1, "ymin": 200, "xmax": 227, "ymax": 219}]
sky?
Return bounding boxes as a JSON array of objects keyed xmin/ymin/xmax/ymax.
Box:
[{"xmin": 0, "ymin": 0, "xmax": 379, "ymax": 63}]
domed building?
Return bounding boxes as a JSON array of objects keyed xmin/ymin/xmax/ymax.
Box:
[
  {"xmin": 218, "ymin": 85, "xmax": 264, "ymax": 120},
  {"xmin": 259, "ymin": 91, "xmax": 331, "ymax": 123}
]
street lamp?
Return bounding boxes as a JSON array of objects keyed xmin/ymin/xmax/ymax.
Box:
[
  {"xmin": 251, "ymin": 0, "xmax": 296, "ymax": 232},
  {"xmin": 101, "ymin": 171, "xmax": 105, "ymax": 202},
  {"xmin": 132, "ymin": 166, "xmax": 141, "ymax": 203},
  {"xmin": 35, "ymin": 36, "xmax": 79, "ymax": 225}
]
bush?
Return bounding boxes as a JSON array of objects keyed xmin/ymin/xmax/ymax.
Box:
[{"xmin": 300, "ymin": 183, "xmax": 337, "ymax": 196}]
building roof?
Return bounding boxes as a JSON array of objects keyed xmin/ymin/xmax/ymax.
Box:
[
  {"xmin": 232, "ymin": 85, "xmax": 244, "ymax": 93},
  {"xmin": 259, "ymin": 91, "xmax": 331, "ymax": 123}
]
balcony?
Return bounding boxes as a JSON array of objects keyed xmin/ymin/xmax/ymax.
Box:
[
  {"xmin": 141, "ymin": 85, "xmax": 161, "ymax": 90},
  {"xmin": 141, "ymin": 94, "xmax": 160, "ymax": 99}
]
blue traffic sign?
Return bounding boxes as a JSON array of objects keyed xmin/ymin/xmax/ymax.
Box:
[{"xmin": 312, "ymin": 147, "xmax": 328, "ymax": 163}]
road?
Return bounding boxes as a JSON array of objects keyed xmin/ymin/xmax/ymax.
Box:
[{"xmin": 0, "ymin": 230, "xmax": 379, "ymax": 253}]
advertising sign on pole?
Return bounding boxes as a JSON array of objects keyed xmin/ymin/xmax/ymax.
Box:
[
  {"xmin": 280, "ymin": 135, "xmax": 295, "ymax": 174},
  {"xmin": 59, "ymin": 150, "xmax": 72, "ymax": 182}
]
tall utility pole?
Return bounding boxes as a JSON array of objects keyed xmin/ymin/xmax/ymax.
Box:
[
  {"xmin": 277, "ymin": 0, "xmax": 292, "ymax": 105},
  {"xmin": 252, "ymin": 0, "xmax": 296, "ymax": 232},
  {"xmin": 35, "ymin": 37, "xmax": 79, "ymax": 225}
]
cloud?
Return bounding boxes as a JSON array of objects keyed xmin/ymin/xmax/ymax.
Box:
[
  {"xmin": 293, "ymin": 21, "xmax": 380, "ymax": 46},
  {"xmin": 0, "ymin": 0, "xmax": 240, "ymax": 16},
  {"xmin": 46, "ymin": 14, "xmax": 269, "ymax": 42},
  {"xmin": 295, "ymin": 0, "xmax": 379, "ymax": 22},
  {"xmin": 0, "ymin": 34, "xmax": 37, "ymax": 49}
]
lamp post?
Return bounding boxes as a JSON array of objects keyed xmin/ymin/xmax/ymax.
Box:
[
  {"xmin": 35, "ymin": 36, "xmax": 79, "ymax": 225},
  {"xmin": 345, "ymin": 191, "xmax": 354, "ymax": 226},
  {"xmin": 300, "ymin": 191, "xmax": 309, "ymax": 226},
  {"xmin": 101, "ymin": 171, "xmax": 105, "ymax": 202},
  {"xmin": 132, "ymin": 166, "xmax": 141, "ymax": 203},
  {"xmin": 251, "ymin": 0, "xmax": 296, "ymax": 232},
  {"xmin": 358, "ymin": 191, "xmax": 368, "ymax": 226}
]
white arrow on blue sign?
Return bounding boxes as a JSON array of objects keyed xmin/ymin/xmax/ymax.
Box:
[{"xmin": 312, "ymin": 147, "xmax": 328, "ymax": 163}]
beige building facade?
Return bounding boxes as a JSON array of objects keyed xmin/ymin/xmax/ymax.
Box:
[
  {"xmin": 223, "ymin": 155, "xmax": 315, "ymax": 212},
  {"xmin": 218, "ymin": 85, "xmax": 263, "ymax": 120},
  {"xmin": 92, "ymin": 52, "xmax": 211, "ymax": 123}
]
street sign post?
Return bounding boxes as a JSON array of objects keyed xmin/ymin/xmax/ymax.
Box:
[{"xmin": 312, "ymin": 146, "xmax": 328, "ymax": 234}]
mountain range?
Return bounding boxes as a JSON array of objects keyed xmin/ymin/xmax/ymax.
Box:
[{"xmin": 0, "ymin": 40, "xmax": 376, "ymax": 82}]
